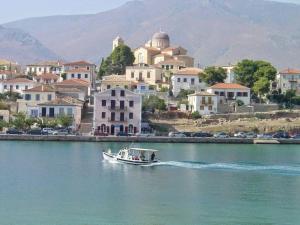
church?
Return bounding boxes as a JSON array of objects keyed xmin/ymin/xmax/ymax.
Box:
[{"xmin": 133, "ymin": 31, "xmax": 194, "ymax": 68}]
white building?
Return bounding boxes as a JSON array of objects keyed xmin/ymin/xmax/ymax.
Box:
[
  {"xmin": 276, "ymin": 69, "xmax": 300, "ymax": 95},
  {"xmin": 171, "ymin": 67, "xmax": 206, "ymax": 97},
  {"xmin": 63, "ymin": 61, "xmax": 96, "ymax": 87},
  {"xmin": 125, "ymin": 64, "xmax": 163, "ymax": 86},
  {"xmin": 33, "ymin": 73, "xmax": 63, "ymax": 84},
  {"xmin": 188, "ymin": 92, "xmax": 218, "ymax": 115},
  {"xmin": 0, "ymin": 78, "xmax": 36, "ymax": 94},
  {"xmin": 26, "ymin": 61, "xmax": 63, "ymax": 76},
  {"xmin": 94, "ymin": 87, "xmax": 142, "ymax": 135},
  {"xmin": 37, "ymin": 97, "xmax": 84, "ymax": 130},
  {"xmin": 207, "ymin": 83, "xmax": 251, "ymax": 105}
]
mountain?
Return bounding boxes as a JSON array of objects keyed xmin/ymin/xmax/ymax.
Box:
[
  {"xmin": 0, "ymin": 26, "xmax": 59, "ymax": 65},
  {"xmin": 4, "ymin": 0, "xmax": 300, "ymax": 68}
]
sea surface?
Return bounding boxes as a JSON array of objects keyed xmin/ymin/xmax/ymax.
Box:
[{"xmin": 0, "ymin": 141, "xmax": 300, "ymax": 225}]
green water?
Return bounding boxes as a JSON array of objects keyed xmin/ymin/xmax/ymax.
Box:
[{"xmin": 0, "ymin": 141, "xmax": 300, "ymax": 225}]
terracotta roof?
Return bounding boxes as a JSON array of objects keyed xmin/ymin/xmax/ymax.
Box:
[
  {"xmin": 24, "ymin": 85, "xmax": 56, "ymax": 92},
  {"xmin": 189, "ymin": 91, "xmax": 216, "ymax": 97},
  {"xmin": 65, "ymin": 68, "xmax": 91, "ymax": 73},
  {"xmin": 55, "ymin": 79, "xmax": 90, "ymax": 87},
  {"xmin": 55, "ymin": 87, "xmax": 82, "ymax": 93},
  {"xmin": 27, "ymin": 60, "xmax": 63, "ymax": 67},
  {"xmin": 279, "ymin": 68, "xmax": 300, "ymax": 74},
  {"xmin": 38, "ymin": 96, "xmax": 84, "ymax": 107},
  {"xmin": 102, "ymin": 75, "xmax": 128, "ymax": 82},
  {"xmin": 36, "ymin": 73, "xmax": 59, "ymax": 80},
  {"xmin": 174, "ymin": 67, "xmax": 203, "ymax": 76},
  {"xmin": 63, "ymin": 61, "xmax": 95, "ymax": 66},
  {"xmin": 0, "ymin": 70, "xmax": 19, "ymax": 75},
  {"xmin": 136, "ymin": 46, "xmax": 161, "ymax": 52},
  {"xmin": 155, "ymin": 59, "xmax": 185, "ymax": 66},
  {"xmin": 3, "ymin": 78, "xmax": 34, "ymax": 84},
  {"xmin": 209, "ymin": 83, "xmax": 249, "ymax": 90}
]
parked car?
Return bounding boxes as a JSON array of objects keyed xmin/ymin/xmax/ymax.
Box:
[
  {"xmin": 54, "ymin": 129, "xmax": 70, "ymax": 136},
  {"xmin": 168, "ymin": 132, "xmax": 187, "ymax": 138},
  {"xmin": 6, "ymin": 128, "xmax": 23, "ymax": 135},
  {"xmin": 116, "ymin": 132, "xmax": 132, "ymax": 137},
  {"xmin": 257, "ymin": 133, "xmax": 273, "ymax": 139},
  {"xmin": 42, "ymin": 128, "xmax": 56, "ymax": 135},
  {"xmin": 213, "ymin": 132, "xmax": 229, "ymax": 138},
  {"xmin": 234, "ymin": 132, "xmax": 246, "ymax": 138},
  {"xmin": 182, "ymin": 132, "xmax": 193, "ymax": 137},
  {"xmin": 245, "ymin": 132, "xmax": 257, "ymax": 138},
  {"xmin": 272, "ymin": 132, "xmax": 290, "ymax": 139},
  {"xmin": 94, "ymin": 131, "xmax": 108, "ymax": 136},
  {"xmin": 28, "ymin": 129, "xmax": 42, "ymax": 135},
  {"xmin": 192, "ymin": 132, "xmax": 213, "ymax": 138},
  {"xmin": 135, "ymin": 133, "xmax": 155, "ymax": 137}
]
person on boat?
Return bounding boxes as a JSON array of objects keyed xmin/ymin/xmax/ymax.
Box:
[
  {"xmin": 151, "ymin": 152, "xmax": 156, "ymax": 161},
  {"xmin": 140, "ymin": 151, "xmax": 145, "ymax": 161}
]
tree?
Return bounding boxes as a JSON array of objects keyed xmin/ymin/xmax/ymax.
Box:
[
  {"xmin": 99, "ymin": 45, "xmax": 135, "ymax": 77},
  {"xmin": 253, "ymin": 77, "xmax": 270, "ymax": 98},
  {"xmin": 176, "ymin": 89, "xmax": 195, "ymax": 99},
  {"xmin": 200, "ymin": 66, "xmax": 227, "ymax": 86},
  {"xmin": 0, "ymin": 120, "xmax": 8, "ymax": 131},
  {"xmin": 234, "ymin": 59, "xmax": 277, "ymax": 89},
  {"xmin": 57, "ymin": 115, "xmax": 73, "ymax": 128},
  {"xmin": 11, "ymin": 113, "xmax": 27, "ymax": 130},
  {"xmin": 143, "ymin": 95, "xmax": 166, "ymax": 112}
]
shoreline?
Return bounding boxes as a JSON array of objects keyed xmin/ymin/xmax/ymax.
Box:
[{"xmin": 0, "ymin": 135, "xmax": 300, "ymax": 144}]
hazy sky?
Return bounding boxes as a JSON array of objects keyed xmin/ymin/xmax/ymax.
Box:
[{"xmin": 0, "ymin": 0, "xmax": 299, "ymax": 24}]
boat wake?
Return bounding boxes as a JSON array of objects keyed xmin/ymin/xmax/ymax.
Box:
[{"xmin": 149, "ymin": 161, "xmax": 300, "ymax": 175}]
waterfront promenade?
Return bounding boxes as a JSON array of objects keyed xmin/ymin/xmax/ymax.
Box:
[{"xmin": 0, "ymin": 134, "xmax": 300, "ymax": 144}]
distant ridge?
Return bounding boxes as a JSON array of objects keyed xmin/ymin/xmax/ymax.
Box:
[
  {"xmin": 4, "ymin": 0, "xmax": 300, "ymax": 68},
  {"xmin": 0, "ymin": 26, "xmax": 59, "ymax": 65}
]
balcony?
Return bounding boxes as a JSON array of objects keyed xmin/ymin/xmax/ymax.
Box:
[
  {"xmin": 108, "ymin": 118, "xmax": 128, "ymax": 123},
  {"xmin": 201, "ymin": 101, "xmax": 214, "ymax": 106},
  {"xmin": 108, "ymin": 106, "xmax": 128, "ymax": 111}
]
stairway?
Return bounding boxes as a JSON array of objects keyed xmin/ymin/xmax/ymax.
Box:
[{"xmin": 79, "ymin": 106, "xmax": 94, "ymax": 135}]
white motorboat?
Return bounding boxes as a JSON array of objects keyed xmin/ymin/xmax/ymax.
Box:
[{"xmin": 103, "ymin": 147, "xmax": 159, "ymax": 165}]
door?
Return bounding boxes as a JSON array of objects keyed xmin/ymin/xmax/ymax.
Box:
[
  {"xmin": 111, "ymin": 100, "xmax": 116, "ymax": 110},
  {"xmin": 111, "ymin": 125, "xmax": 115, "ymax": 135},
  {"xmin": 42, "ymin": 107, "xmax": 47, "ymax": 117},
  {"xmin": 120, "ymin": 101, "xmax": 125, "ymax": 110},
  {"xmin": 49, "ymin": 108, "xmax": 55, "ymax": 118}
]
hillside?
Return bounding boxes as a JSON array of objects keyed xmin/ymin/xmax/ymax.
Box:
[
  {"xmin": 0, "ymin": 26, "xmax": 59, "ymax": 65},
  {"xmin": 4, "ymin": 0, "xmax": 300, "ymax": 68}
]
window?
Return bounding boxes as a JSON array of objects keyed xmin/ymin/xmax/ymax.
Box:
[
  {"xmin": 16, "ymin": 85, "xmax": 19, "ymax": 90},
  {"xmin": 102, "ymin": 100, "xmax": 106, "ymax": 106},
  {"xmin": 120, "ymin": 90, "xmax": 125, "ymax": 97},
  {"xmin": 71, "ymin": 74, "xmax": 75, "ymax": 78},
  {"xmin": 25, "ymin": 94, "xmax": 31, "ymax": 101},
  {"xmin": 87, "ymin": 66, "xmax": 90, "ymax": 71},
  {"xmin": 129, "ymin": 113, "xmax": 133, "ymax": 119},
  {"xmin": 215, "ymin": 91, "xmax": 219, "ymax": 95},
  {"xmin": 191, "ymin": 78, "xmax": 195, "ymax": 85},
  {"xmin": 183, "ymin": 78, "xmax": 187, "ymax": 82},
  {"xmin": 202, "ymin": 97, "xmax": 206, "ymax": 104},
  {"xmin": 25, "ymin": 85, "xmax": 28, "ymax": 90},
  {"xmin": 200, "ymin": 105, "xmax": 204, "ymax": 110},
  {"xmin": 208, "ymin": 106, "xmax": 213, "ymax": 110},
  {"xmin": 35, "ymin": 94, "xmax": 40, "ymax": 101},
  {"xmin": 220, "ymin": 92, "xmax": 225, "ymax": 96},
  {"xmin": 243, "ymin": 92, "xmax": 248, "ymax": 97},
  {"xmin": 111, "ymin": 90, "xmax": 116, "ymax": 96},
  {"xmin": 120, "ymin": 112, "xmax": 125, "ymax": 121},
  {"xmin": 3, "ymin": 85, "xmax": 7, "ymax": 89},
  {"xmin": 237, "ymin": 92, "xmax": 242, "ymax": 97},
  {"xmin": 102, "ymin": 112, "xmax": 106, "ymax": 118},
  {"xmin": 111, "ymin": 112, "xmax": 115, "ymax": 121},
  {"xmin": 129, "ymin": 101, "xmax": 134, "ymax": 107},
  {"xmin": 107, "ymin": 85, "xmax": 111, "ymax": 89},
  {"xmin": 85, "ymin": 74, "xmax": 88, "ymax": 79},
  {"xmin": 48, "ymin": 94, "xmax": 52, "ymax": 101},
  {"xmin": 208, "ymin": 97, "xmax": 212, "ymax": 104},
  {"xmin": 177, "ymin": 78, "xmax": 181, "ymax": 82},
  {"xmin": 59, "ymin": 108, "xmax": 64, "ymax": 115},
  {"xmin": 170, "ymin": 65, "xmax": 174, "ymax": 69},
  {"xmin": 78, "ymin": 74, "xmax": 81, "ymax": 79},
  {"xmin": 147, "ymin": 72, "xmax": 151, "ymax": 78},
  {"xmin": 67, "ymin": 108, "xmax": 73, "ymax": 116},
  {"xmin": 131, "ymin": 72, "xmax": 134, "ymax": 78}
]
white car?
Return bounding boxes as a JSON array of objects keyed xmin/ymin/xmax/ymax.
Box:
[
  {"xmin": 234, "ymin": 132, "xmax": 246, "ymax": 138},
  {"xmin": 168, "ymin": 132, "xmax": 187, "ymax": 138},
  {"xmin": 42, "ymin": 128, "xmax": 56, "ymax": 135}
]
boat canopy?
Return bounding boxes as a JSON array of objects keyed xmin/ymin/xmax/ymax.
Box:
[{"xmin": 129, "ymin": 148, "xmax": 159, "ymax": 152}]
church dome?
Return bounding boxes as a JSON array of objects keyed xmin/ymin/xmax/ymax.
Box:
[
  {"xmin": 152, "ymin": 32, "xmax": 170, "ymax": 40},
  {"xmin": 151, "ymin": 31, "xmax": 170, "ymax": 49}
]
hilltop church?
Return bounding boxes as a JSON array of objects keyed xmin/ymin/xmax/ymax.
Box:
[{"xmin": 113, "ymin": 31, "xmax": 194, "ymax": 69}]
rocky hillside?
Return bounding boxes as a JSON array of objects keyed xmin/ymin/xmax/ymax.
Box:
[{"xmin": 0, "ymin": 26, "xmax": 59, "ymax": 65}]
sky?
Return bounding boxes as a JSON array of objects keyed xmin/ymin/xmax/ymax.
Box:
[{"xmin": 0, "ymin": 0, "xmax": 299, "ymax": 24}]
